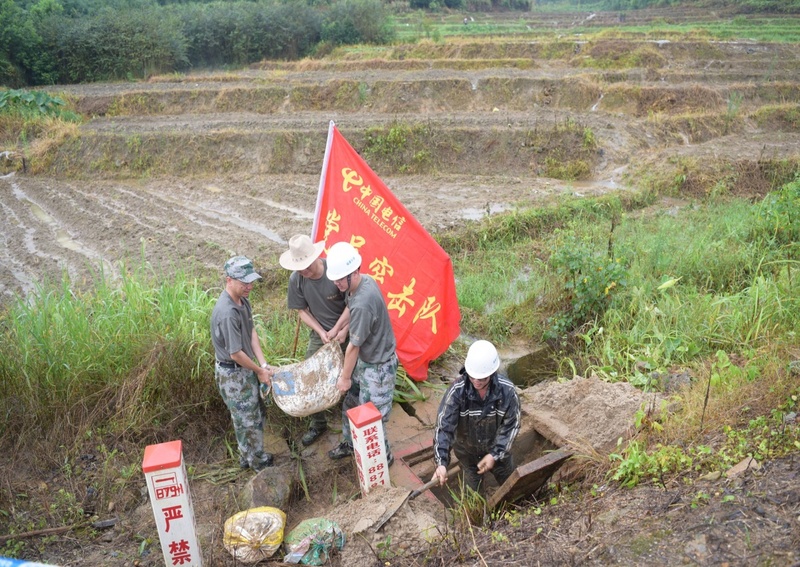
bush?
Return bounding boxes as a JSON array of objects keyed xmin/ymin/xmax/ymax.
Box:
[
  {"xmin": 751, "ymin": 177, "xmax": 800, "ymax": 272},
  {"xmin": 40, "ymin": 8, "xmax": 188, "ymax": 82},
  {"xmin": 547, "ymin": 232, "xmax": 629, "ymax": 338},
  {"xmin": 753, "ymin": 177, "xmax": 800, "ymax": 248},
  {"xmin": 2, "ymin": 0, "xmax": 324, "ymax": 85},
  {"xmin": 321, "ymin": 0, "xmax": 395, "ymax": 46},
  {"xmin": 0, "ymin": 89, "xmax": 67, "ymax": 117},
  {"xmin": 0, "ymin": 55, "xmax": 23, "ymax": 87},
  {"xmin": 176, "ymin": 2, "xmax": 321, "ymax": 67}
]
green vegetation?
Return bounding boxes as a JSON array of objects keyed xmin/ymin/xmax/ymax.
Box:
[
  {"xmin": 438, "ymin": 175, "xmax": 800, "ymax": 489},
  {"xmin": 0, "ymin": 0, "xmax": 395, "ymax": 86},
  {"xmin": 1, "ymin": 175, "xmax": 799, "ymax": 556},
  {"xmin": 0, "ymin": 263, "xmax": 219, "ymax": 445},
  {"xmin": 4, "ymin": 0, "xmax": 800, "ymax": 86},
  {"xmin": 1, "ymin": 166, "xmax": 795, "ymax": 520},
  {"xmin": 1, "ymin": 1, "xmax": 800, "ymax": 557},
  {"xmin": 610, "ymin": 388, "xmax": 800, "ymax": 487},
  {"xmin": 1, "ymin": 89, "xmax": 68, "ymax": 117},
  {"xmin": 393, "ymin": 9, "xmax": 800, "ymax": 43},
  {"xmin": 321, "ymin": 0, "xmax": 394, "ymax": 47},
  {"xmin": 0, "ymin": 88, "xmax": 81, "ymax": 149},
  {"xmin": 0, "ymin": 253, "xmax": 428, "ymax": 447},
  {"xmin": 362, "ymin": 121, "xmax": 435, "ymax": 174}
]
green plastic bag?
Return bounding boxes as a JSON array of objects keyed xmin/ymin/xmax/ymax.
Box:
[{"xmin": 283, "ymin": 517, "xmax": 345, "ymax": 565}]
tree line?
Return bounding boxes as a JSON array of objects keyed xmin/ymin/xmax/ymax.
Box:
[
  {"xmin": 0, "ymin": 0, "xmax": 394, "ymax": 86},
  {"xmin": 3, "ymin": 0, "xmax": 798, "ymax": 87}
]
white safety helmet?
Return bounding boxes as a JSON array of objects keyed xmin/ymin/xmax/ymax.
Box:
[
  {"xmin": 326, "ymin": 241, "xmax": 362, "ymax": 281},
  {"xmin": 464, "ymin": 340, "xmax": 500, "ymax": 379}
]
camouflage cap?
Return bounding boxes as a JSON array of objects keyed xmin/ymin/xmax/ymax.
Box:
[{"xmin": 224, "ymin": 256, "xmax": 261, "ymax": 283}]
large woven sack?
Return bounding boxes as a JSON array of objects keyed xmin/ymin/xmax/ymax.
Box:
[{"xmin": 271, "ymin": 341, "xmax": 344, "ymax": 417}]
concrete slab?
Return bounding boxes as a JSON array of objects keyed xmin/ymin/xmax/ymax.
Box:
[{"xmin": 488, "ymin": 448, "xmax": 572, "ymax": 509}]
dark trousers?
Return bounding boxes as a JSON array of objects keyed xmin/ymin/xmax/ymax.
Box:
[{"xmin": 454, "ymin": 444, "xmax": 515, "ymax": 494}]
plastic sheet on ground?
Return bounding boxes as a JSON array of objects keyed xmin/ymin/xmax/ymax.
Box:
[{"xmin": 283, "ymin": 517, "xmax": 345, "ymax": 565}]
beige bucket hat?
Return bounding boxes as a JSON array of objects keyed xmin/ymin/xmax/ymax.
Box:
[{"xmin": 279, "ymin": 234, "xmax": 326, "ymax": 271}]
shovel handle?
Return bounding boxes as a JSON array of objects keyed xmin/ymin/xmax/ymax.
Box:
[{"xmin": 409, "ymin": 465, "xmax": 461, "ymax": 500}]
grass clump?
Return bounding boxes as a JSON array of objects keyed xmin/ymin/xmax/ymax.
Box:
[
  {"xmin": 752, "ymin": 104, "xmax": 800, "ymax": 132},
  {"xmin": 0, "ymin": 89, "xmax": 82, "ymax": 150},
  {"xmin": 546, "ymin": 230, "xmax": 629, "ymax": 339},
  {"xmin": 630, "ymin": 154, "xmax": 800, "ymax": 199},
  {"xmin": 1, "ymin": 266, "xmax": 209, "ymax": 448},
  {"xmin": 362, "ymin": 121, "xmax": 435, "ymax": 174}
]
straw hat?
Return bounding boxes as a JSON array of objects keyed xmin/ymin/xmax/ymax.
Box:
[{"xmin": 279, "ymin": 235, "xmax": 326, "ymax": 271}]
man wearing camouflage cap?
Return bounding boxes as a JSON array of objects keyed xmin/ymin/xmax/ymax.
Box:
[{"xmin": 211, "ymin": 256, "xmax": 275, "ymax": 471}]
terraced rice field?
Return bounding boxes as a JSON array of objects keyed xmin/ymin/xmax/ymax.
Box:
[{"xmin": 1, "ymin": 13, "xmax": 799, "ymax": 299}]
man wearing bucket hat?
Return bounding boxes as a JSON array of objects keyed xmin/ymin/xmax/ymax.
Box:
[
  {"xmin": 433, "ymin": 340, "xmax": 521, "ymax": 493},
  {"xmin": 280, "ymin": 234, "xmax": 352, "ymax": 447},
  {"xmin": 211, "ymin": 255, "xmax": 275, "ymax": 471},
  {"xmin": 325, "ymin": 241, "xmax": 397, "ymax": 464}
]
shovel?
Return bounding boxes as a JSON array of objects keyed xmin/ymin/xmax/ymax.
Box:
[{"xmin": 371, "ymin": 465, "xmax": 460, "ymax": 532}]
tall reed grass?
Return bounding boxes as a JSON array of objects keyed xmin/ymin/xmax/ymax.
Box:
[{"xmin": 0, "ymin": 263, "xmax": 296, "ymax": 452}]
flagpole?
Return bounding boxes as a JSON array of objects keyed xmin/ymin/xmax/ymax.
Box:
[{"xmin": 311, "ymin": 120, "xmax": 336, "ymax": 239}]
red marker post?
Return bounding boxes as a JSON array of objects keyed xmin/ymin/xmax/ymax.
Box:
[
  {"xmin": 142, "ymin": 440, "xmax": 202, "ymax": 566},
  {"xmin": 347, "ymin": 402, "xmax": 390, "ymax": 496}
]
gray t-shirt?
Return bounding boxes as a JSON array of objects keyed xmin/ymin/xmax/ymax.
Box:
[
  {"xmin": 211, "ymin": 290, "xmax": 255, "ymax": 362},
  {"xmin": 287, "ymin": 259, "xmax": 346, "ymax": 332},
  {"xmin": 347, "ymin": 274, "xmax": 396, "ymax": 364}
]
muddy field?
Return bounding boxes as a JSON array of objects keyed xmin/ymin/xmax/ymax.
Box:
[
  {"xmin": 2, "ymin": 30, "xmax": 800, "ymax": 300},
  {"xmin": 2, "ymin": 8, "xmax": 800, "ymax": 566}
]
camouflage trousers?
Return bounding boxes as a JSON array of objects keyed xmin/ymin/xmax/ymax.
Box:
[
  {"xmin": 215, "ymin": 364, "xmax": 271, "ymax": 470},
  {"xmin": 341, "ymin": 353, "xmax": 397, "ymax": 456}
]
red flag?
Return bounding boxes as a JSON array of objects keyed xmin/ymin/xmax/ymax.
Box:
[{"xmin": 312, "ymin": 122, "xmax": 461, "ymax": 380}]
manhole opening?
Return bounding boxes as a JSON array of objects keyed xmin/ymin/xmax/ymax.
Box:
[
  {"xmin": 399, "ymin": 427, "xmax": 558, "ymax": 505},
  {"xmin": 506, "ymin": 346, "xmax": 560, "ymax": 388}
]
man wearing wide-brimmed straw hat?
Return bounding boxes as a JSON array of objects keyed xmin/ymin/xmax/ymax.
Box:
[{"xmin": 280, "ymin": 234, "xmax": 352, "ymax": 447}]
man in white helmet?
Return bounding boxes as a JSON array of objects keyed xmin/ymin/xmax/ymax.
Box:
[
  {"xmin": 433, "ymin": 340, "xmax": 521, "ymax": 493},
  {"xmin": 280, "ymin": 234, "xmax": 351, "ymax": 447},
  {"xmin": 325, "ymin": 241, "xmax": 398, "ymax": 465}
]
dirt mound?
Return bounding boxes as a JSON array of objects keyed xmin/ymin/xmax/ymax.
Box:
[
  {"xmin": 521, "ymin": 376, "xmax": 660, "ymax": 454},
  {"xmin": 322, "ymin": 485, "xmax": 444, "ymax": 567}
]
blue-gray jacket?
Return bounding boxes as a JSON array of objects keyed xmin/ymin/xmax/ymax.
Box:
[{"xmin": 433, "ymin": 368, "xmax": 521, "ymax": 468}]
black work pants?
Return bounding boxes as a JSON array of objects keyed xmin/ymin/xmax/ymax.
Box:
[{"xmin": 453, "ymin": 444, "xmax": 515, "ymax": 494}]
